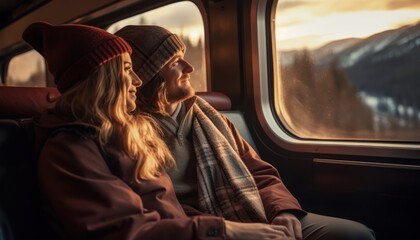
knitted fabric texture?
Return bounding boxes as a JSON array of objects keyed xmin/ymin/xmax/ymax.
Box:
[
  {"xmin": 22, "ymin": 22, "xmax": 132, "ymax": 93},
  {"xmin": 192, "ymin": 97, "xmax": 268, "ymax": 223},
  {"xmin": 115, "ymin": 25, "xmax": 186, "ymax": 85}
]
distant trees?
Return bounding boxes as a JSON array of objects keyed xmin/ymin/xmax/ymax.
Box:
[{"xmin": 280, "ymin": 49, "xmax": 374, "ymax": 139}]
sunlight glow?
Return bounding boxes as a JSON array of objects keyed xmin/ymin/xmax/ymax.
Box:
[
  {"xmin": 276, "ymin": 7, "xmax": 420, "ymax": 50},
  {"xmin": 8, "ymin": 51, "xmax": 44, "ymax": 82},
  {"xmin": 107, "ymin": 1, "xmax": 204, "ymax": 47}
]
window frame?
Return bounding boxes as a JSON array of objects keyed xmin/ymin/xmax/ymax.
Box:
[{"xmin": 253, "ymin": 0, "xmax": 420, "ymax": 159}]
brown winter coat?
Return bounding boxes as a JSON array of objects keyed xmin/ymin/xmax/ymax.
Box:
[{"xmin": 34, "ymin": 112, "xmax": 225, "ymax": 240}]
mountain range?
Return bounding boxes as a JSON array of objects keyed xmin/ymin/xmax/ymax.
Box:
[{"xmin": 280, "ymin": 21, "xmax": 420, "ymax": 108}]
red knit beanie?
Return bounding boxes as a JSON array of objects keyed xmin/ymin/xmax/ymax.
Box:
[
  {"xmin": 22, "ymin": 22, "xmax": 132, "ymax": 93},
  {"xmin": 115, "ymin": 25, "xmax": 186, "ymax": 85}
]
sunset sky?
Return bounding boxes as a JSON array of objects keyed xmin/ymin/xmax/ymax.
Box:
[{"xmin": 275, "ymin": 0, "xmax": 420, "ymax": 50}]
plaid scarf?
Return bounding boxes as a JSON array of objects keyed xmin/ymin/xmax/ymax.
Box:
[{"xmin": 192, "ymin": 97, "xmax": 268, "ymax": 223}]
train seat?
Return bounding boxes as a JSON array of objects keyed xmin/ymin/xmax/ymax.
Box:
[
  {"xmin": 0, "ymin": 86, "xmax": 232, "ymax": 119},
  {"xmin": 222, "ymin": 111, "xmax": 258, "ymax": 153},
  {"xmin": 0, "ymin": 87, "xmax": 61, "ymax": 239},
  {"xmin": 0, "ymin": 86, "xmax": 59, "ymax": 119},
  {"xmin": 196, "ymin": 92, "xmax": 258, "ymax": 151},
  {"xmin": 0, "ymin": 119, "xmax": 53, "ymax": 239}
]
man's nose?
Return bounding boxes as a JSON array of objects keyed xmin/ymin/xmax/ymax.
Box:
[{"xmin": 182, "ymin": 60, "xmax": 194, "ymax": 73}]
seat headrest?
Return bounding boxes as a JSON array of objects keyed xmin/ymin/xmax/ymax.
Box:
[
  {"xmin": 0, "ymin": 86, "xmax": 232, "ymax": 119},
  {"xmin": 0, "ymin": 86, "xmax": 60, "ymax": 119},
  {"xmin": 196, "ymin": 91, "xmax": 232, "ymax": 110}
]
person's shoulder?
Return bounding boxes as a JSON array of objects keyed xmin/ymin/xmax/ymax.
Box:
[
  {"xmin": 34, "ymin": 112, "xmax": 98, "ymax": 141},
  {"xmin": 50, "ymin": 125, "xmax": 96, "ymax": 139}
]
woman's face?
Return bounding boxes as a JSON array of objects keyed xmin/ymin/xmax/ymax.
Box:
[{"xmin": 121, "ymin": 52, "xmax": 142, "ymax": 112}]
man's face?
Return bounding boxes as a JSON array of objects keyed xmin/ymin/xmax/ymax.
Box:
[{"xmin": 159, "ymin": 50, "xmax": 195, "ymax": 104}]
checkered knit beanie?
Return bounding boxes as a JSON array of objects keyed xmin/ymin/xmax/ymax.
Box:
[
  {"xmin": 22, "ymin": 22, "xmax": 132, "ymax": 93},
  {"xmin": 115, "ymin": 25, "xmax": 186, "ymax": 85}
]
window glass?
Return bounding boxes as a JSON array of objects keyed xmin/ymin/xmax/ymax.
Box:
[
  {"xmin": 6, "ymin": 50, "xmax": 46, "ymax": 86},
  {"xmin": 274, "ymin": 0, "xmax": 420, "ymax": 141},
  {"xmin": 108, "ymin": 1, "xmax": 207, "ymax": 91}
]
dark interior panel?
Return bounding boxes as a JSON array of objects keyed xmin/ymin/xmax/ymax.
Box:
[
  {"xmin": 311, "ymin": 158, "xmax": 420, "ymax": 240},
  {"xmin": 0, "ymin": 0, "xmax": 49, "ymax": 29}
]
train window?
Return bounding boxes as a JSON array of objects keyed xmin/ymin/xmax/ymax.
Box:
[
  {"xmin": 107, "ymin": 1, "xmax": 207, "ymax": 91},
  {"xmin": 6, "ymin": 50, "xmax": 46, "ymax": 87},
  {"xmin": 273, "ymin": 0, "xmax": 420, "ymax": 141}
]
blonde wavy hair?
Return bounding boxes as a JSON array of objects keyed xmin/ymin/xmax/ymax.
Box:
[{"xmin": 55, "ymin": 56, "xmax": 174, "ymax": 181}]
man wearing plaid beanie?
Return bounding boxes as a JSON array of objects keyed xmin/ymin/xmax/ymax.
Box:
[{"xmin": 116, "ymin": 25, "xmax": 375, "ymax": 240}]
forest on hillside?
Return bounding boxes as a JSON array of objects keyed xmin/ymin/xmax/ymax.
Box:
[{"xmin": 278, "ymin": 22, "xmax": 420, "ymax": 141}]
